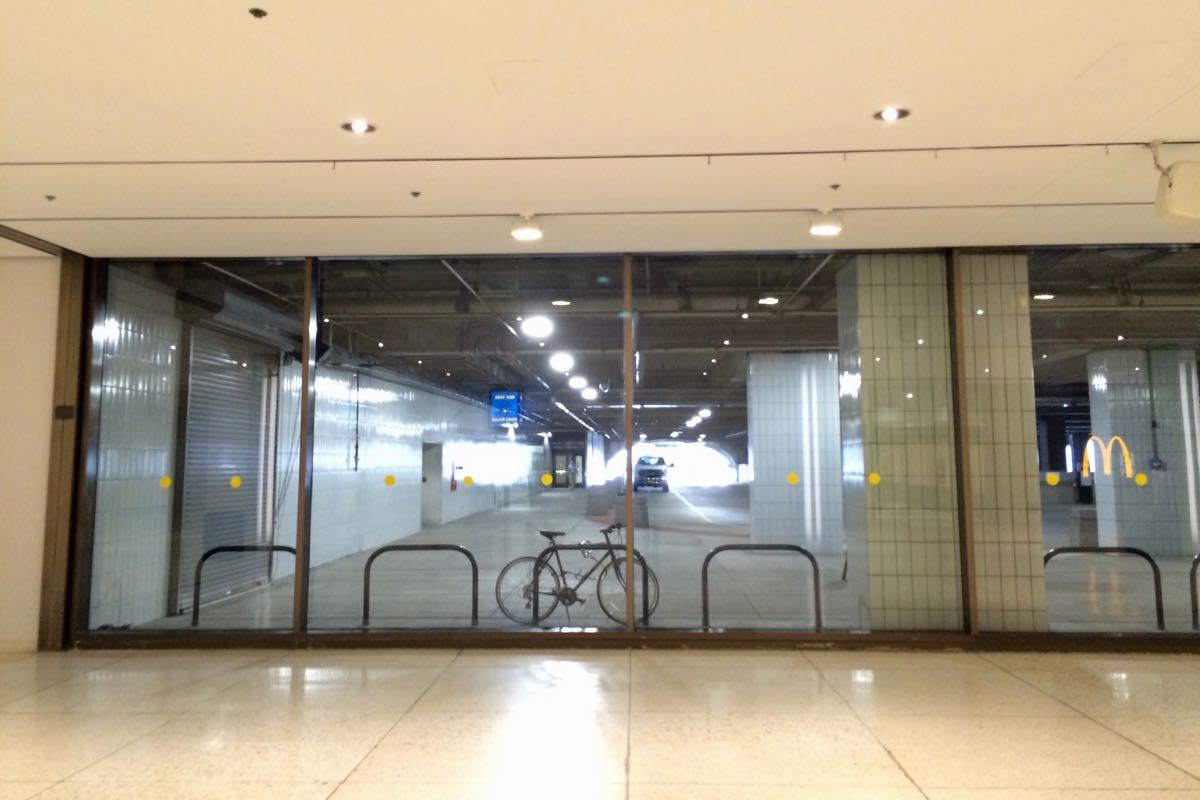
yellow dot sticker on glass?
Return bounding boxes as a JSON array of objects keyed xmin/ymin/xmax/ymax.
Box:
[
  {"xmin": 229, "ymin": 475, "xmax": 243, "ymax": 489},
  {"xmin": 786, "ymin": 472, "xmax": 799, "ymax": 485},
  {"xmin": 159, "ymin": 476, "xmax": 172, "ymax": 489},
  {"xmin": 541, "ymin": 473, "xmax": 554, "ymax": 487},
  {"xmin": 1134, "ymin": 472, "xmax": 1149, "ymax": 486},
  {"xmin": 384, "ymin": 475, "xmax": 396, "ymax": 487},
  {"xmin": 1045, "ymin": 472, "xmax": 1060, "ymax": 487},
  {"xmin": 867, "ymin": 472, "xmax": 881, "ymax": 486},
  {"xmin": 463, "ymin": 476, "xmax": 475, "ymax": 487}
]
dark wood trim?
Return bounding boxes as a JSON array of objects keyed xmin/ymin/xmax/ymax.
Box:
[
  {"xmin": 65, "ymin": 258, "xmax": 106, "ymax": 640},
  {"xmin": 67, "ymin": 627, "xmax": 1200, "ymax": 654},
  {"xmin": 37, "ymin": 252, "xmax": 84, "ymax": 649},
  {"xmin": 946, "ymin": 248, "xmax": 980, "ymax": 634},
  {"xmin": 291, "ymin": 257, "xmax": 319, "ymax": 633},
  {"xmin": 0, "ymin": 223, "xmax": 65, "ymax": 258}
]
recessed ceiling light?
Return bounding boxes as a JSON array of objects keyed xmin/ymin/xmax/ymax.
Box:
[
  {"xmin": 873, "ymin": 107, "xmax": 910, "ymax": 122},
  {"xmin": 241, "ymin": 362, "xmax": 248, "ymax": 368},
  {"xmin": 1033, "ymin": 293, "xmax": 1055, "ymax": 301},
  {"xmin": 580, "ymin": 387, "xmax": 599, "ymax": 401},
  {"xmin": 568, "ymin": 375, "xmax": 587, "ymax": 390},
  {"xmin": 520, "ymin": 315, "xmax": 554, "ymax": 339},
  {"xmin": 916, "ymin": 338, "xmax": 925, "ymax": 345},
  {"xmin": 539, "ymin": 342, "xmax": 545, "ymax": 348},
  {"xmin": 698, "ymin": 434, "xmax": 706, "ymax": 441},
  {"xmin": 511, "ymin": 216, "xmax": 543, "ymax": 242},
  {"xmin": 740, "ymin": 312, "xmax": 750, "ymax": 320},
  {"xmin": 698, "ymin": 408, "xmax": 712, "ymax": 418},
  {"xmin": 377, "ymin": 341, "xmax": 384, "ymax": 348},
  {"xmin": 341, "ymin": 119, "xmax": 376, "ymax": 134},
  {"xmin": 548, "ymin": 352, "xmax": 575, "ymax": 373},
  {"xmin": 1117, "ymin": 334, "xmax": 1125, "ymax": 341},
  {"xmin": 322, "ymin": 317, "xmax": 330, "ymax": 323},
  {"xmin": 639, "ymin": 433, "xmax": 647, "ymax": 440},
  {"xmin": 722, "ymin": 339, "xmax": 731, "ymax": 346},
  {"xmin": 670, "ymin": 431, "xmax": 680, "ymax": 438},
  {"xmin": 905, "ymin": 392, "xmax": 914, "ymax": 399},
  {"xmin": 701, "ymin": 371, "xmax": 709, "ymax": 376},
  {"xmin": 551, "ymin": 299, "xmax": 571, "ymax": 307},
  {"xmin": 1041, "ymin": 354, "xmax": 1048, "ymax": 359},
  {"xmin": 758, "ymin": 296, "xmax": 779, "ymax": 306},
  {"xmin": 169, "ymin": 345, "xmax": 177, "ymax": 351},
  {"xmin": 810, "ymin": 211, "xmax": 843, "ymax": 237},
  {"xmin": 710, "ymin": 358, "xmax": 717, "ymax": 364},
  {"xmin": 976, "ymin": 308, "xmax": 985, "ymax": 316},
  {"xmin": 417, "ymin": 360, "xmax": 423, "ymax": 364}
]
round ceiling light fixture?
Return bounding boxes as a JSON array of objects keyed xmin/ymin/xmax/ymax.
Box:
[
  {"xmin": 810, "ymin": 211, "xmax": 844, "ymax": 237},
  {"xmin": 757, "ymin": 296, "xmax": 780, "ymax": 306},
  {"xmin": 568, "ymin": 375, "xmax": 587, "ymax": 390},
  {"xmin": 520, "ymin": 315, "xmax": 554, "ymax": 339},
  {"xmin": 548, "ymin": 352, "xmax": 575, "ymax": 373},
  {"xmin": 511, "ymin": 216, "xmax": 544, "ymax": 242},
  {"xmin": 873, "ymin": 107, "xmax": 910, "ymax": 122},
  {"xmin": 580, "ymin": 387, "xmax": 599, "ymax": 401},
  {"xmin": 341, "ymin": 119, "xmax": 376, "ymax": 134}
]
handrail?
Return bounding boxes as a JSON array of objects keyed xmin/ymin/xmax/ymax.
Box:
[
  {"xmin": 701, "ymin": 544, "xmax": 822, "ymax": 630},
  {"xmin": 1190, "ymin": 554, "xmax": 1200, "ymax": 631},
  {"xmin": 191, "ymin": 544, "xmax": 296, "ymax": 627},
  {"xmin": 1043, "ymin": 546, "xmax": 1165, "ymax": 631},
  {"xmin": 530, "ymin": 544, "xmax": 652, "ymax": 626},
  {"xmin": 362, "ymin": 544, "xmax": 479, "ymax": 627}
]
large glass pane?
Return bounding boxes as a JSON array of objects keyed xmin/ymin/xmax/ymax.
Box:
[
  {"xmin": 307, "ymin": 257, "xmax": 627, "ymax": 630},
  {"xmin": 87, "ymin": 260, "xmax": 304, "ymax": 630},
  {"xmin": 631, "ymin": 253, "xmax": 962, "ymax": 632},
  {"xmin": 1026, "ymin": 247, "xmax": 1200, "ymax": 632}
]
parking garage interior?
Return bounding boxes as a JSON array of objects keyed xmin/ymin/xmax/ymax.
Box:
[{"xmin": 78, "ymin": 247, "xmax": 1200, "ymax": 636}]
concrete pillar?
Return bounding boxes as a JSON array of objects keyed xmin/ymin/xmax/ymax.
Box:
[
  {"xmin": 837, "ymin": 253, "xmax": 962, "ymax": 631},
  {"xmin": 747, "ymin": 352, "xmax": 843, "ymax": 554},
  {"xmin": 1087, "ymin": 348, "xmax": 1200, "ymax": 557}
]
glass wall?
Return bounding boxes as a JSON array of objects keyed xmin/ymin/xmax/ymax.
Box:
[
  {"xmin": 1021, "ymin": 248, "xmax": 1200, "ymax": 632},
  {"xmin": 78, "ymin": 247, "xmax": 1200, "ymax": 641},
  {"xmin": 305, "ymin": 257, "xmax": 628, "ymax": 630},
  {"xmin": 86, "ymin": 260, "xmax": 305, "ymax": 630}
]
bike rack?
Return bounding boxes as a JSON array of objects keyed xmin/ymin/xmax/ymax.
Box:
[
  {"xmin": 1190, "ymin": 554, "xmax": 1200, "ymax": 631},
  {"xmin": 530, "ymin": 543, "xmax": 652, "ymax": 626},
  {"xmin": 191, "ymin": 544, "xmax": 296, "ymax": 627},
  {"xmin": 1043, "ymin": 546, "xmax": 1165, "ymax": 631},
  {"xmin": 362, "ymin": 544, "xmax": 479, "ymax": 627},
  {"xmin": 701, "ymin": 544, "xmax": 823, "ymax": 630}
]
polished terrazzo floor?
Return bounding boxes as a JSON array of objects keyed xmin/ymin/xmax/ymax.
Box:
[{"xmin": 3, "ymin": 648, "xmax": 1200, "ymax": 798}]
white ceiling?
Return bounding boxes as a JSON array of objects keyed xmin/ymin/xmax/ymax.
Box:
[{"xmin": 2, "ymin": 1, "xmax": 1200, "ymax": 256}]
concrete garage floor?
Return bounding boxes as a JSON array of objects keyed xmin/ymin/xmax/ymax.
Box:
[
  {"xmin": 157, "ymin": 489, "xmax": 1192, "ymax": 633},
  {"xmin": 4, "ymin": 648, "xmax": 1200, "ymax": 798}
]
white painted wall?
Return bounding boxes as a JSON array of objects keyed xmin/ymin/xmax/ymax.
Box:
[{"xmin": 0, "ymin": 256, "xmax": 60, "ymax": 651}]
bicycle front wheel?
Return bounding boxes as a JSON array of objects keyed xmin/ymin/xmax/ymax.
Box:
[
  {"xmin": 595, "ymin": 556, "xmax": 660, "ymax": 626},
  {"xmin": 495, "ymin": 556, "xmax": 562, "ymax": 625}
]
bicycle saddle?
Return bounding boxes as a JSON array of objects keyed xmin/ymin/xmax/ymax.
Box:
[{"xmin": 539, "ymin": 530, "xmax": 566, "ymax": 542}]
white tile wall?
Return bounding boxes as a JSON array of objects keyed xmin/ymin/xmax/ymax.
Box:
[
  {"xmin": 960, "ymin": 253, "xmax": 1047, "ymax": 632},
  {"xmin": 747, "ymin": 352, "xmax": 844, "ymax": 554},
  {"xmin": 1088, "ymin": 348, "xmax": 1200, "ymax": 557},
  {"xmin": 839, "ymin": 253, "xmax": 962, "ymax": 631}
]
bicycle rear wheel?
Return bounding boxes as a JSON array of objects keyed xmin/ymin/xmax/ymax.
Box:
[
  {"xmin": 495, "ymin": 556, "xmax": 562, "ymax": 624},
  {"xmin": 595, "ymin": 556, "xmax": 660, "ymax": 625}
]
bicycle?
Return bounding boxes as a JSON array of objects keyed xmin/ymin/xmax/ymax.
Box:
[{"xmin": 495, "ymin": 523, "xmax": 660, "ymax": 625}]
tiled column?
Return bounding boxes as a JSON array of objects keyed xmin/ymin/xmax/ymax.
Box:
[
  {"xmin": 959, "ymin": 253, "xmax": 1047, "ymax": 632},
  {"xmin": 837, "ymin": 253, "xmax": 962, "ymax": 631},
  {"xmin": 747, "ymin": 352, "xmax": 843, "ymax": 554},
  {"xmin": 1087, "ymin": 348, "xmax": 1200, "ymax": 557}
]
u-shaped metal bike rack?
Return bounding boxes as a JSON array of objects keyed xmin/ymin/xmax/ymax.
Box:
[
  {"xmin": 701, "ymin": 544, "xmax": 823, "ymax": 630},
  {"xmin": 1043, "ymin": 546, "xmax": 1165, "ymax": 631},
  {"xmin": 362, "ymin": 544, "xmax": 480, "ymax": 626},
  {"xmin": 191, "ymin": 544, "xmax": 296, "ymax": 627},
  {"xmin": 531, "ymin": 543, "xmax": 652, "ymax": 626}
]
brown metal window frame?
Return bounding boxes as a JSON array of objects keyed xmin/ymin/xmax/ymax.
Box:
[{"xmin": 49, "ymin": 251, "xmax": 1200, "ymax": 654}]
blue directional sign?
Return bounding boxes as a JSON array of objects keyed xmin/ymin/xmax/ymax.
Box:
[{"xmin": 490, "ymin": 390, "xmax": 522, "ymax": 426}]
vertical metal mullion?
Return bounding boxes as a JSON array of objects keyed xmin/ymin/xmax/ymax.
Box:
[
  {"xmin": 622, "ymin": 253, "xmax": 636, "ymax": 632},
  {"xmin": 67, "ymin": 257, "xmax": 108, "ymax": 640},
  {"xmin": 292, "ymin": 257, "xmax": 319, "ymax": 634},
  {"xmin": 947, "ymin": 248, "xmax": 979, "ymax": 635},
  {"xmin": 165, "ymin": 324, "xmax": 194, "ymax": 614}
]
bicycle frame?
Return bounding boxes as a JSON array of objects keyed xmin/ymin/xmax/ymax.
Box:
[{"xmin": 548, "ymin": 527, "xmax": 623, "ymax": 598}]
